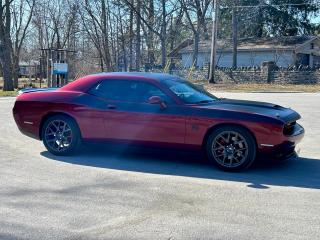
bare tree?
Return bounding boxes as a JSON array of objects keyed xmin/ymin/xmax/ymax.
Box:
[
  {"xmin": 135, "ymin": 0, "xmax": 141, "ymax": 70},
  {"xmin": 117, "ymin": 5, "xmax": 128, "ymax": 71},
  {"xmin": 122, "ymin": 0, "xmax": 169, "ymax": 68},
  {"xmin": 180, "ymin": 0, "xmax": 211, "ymax": 66},
  {"xmin": 168, "ymin": 8, "xmax": 184, "ymax": 52},
  {"xmin": 80, "ymin": 0, "xmax": 112, "ymax": 71},
  {"xmin": 146, "ymin": 0, "xmax": 155, "ymax": 66},
  {"xmin": 0, "ymin": 0, "xmax": 14, "ymax": 91},
  {"xmin": 1, "ymin": 0, "xmax": 319, "ymax": 92},
  {"xmin": 11, "ymin": 0, "xmax": 35, "ymax": 88}
]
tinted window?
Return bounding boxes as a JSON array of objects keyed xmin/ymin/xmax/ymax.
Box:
[{"xmin": 89, "ymin": 80, "xmax": 173, "ymax": 103}]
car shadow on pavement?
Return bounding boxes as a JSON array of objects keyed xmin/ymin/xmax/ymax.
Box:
[{"xmin": 41, "ymin": 143, "xmax": 320, "ymax": 190}]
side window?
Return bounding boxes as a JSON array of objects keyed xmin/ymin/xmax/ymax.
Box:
[
  {"xmin": 89, "ymin": 80, "xmax": 174, "ymax": 104},
  {"xmin": 129, "ymin": 81, "xmax": 174, "ymax": 104},
  {"xmin": 88, "ymin": 80, "xmax": 117, "ymax": 99}
]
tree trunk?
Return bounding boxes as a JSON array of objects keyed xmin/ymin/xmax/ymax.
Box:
[
  {"xmin": 160, "ymin": 0, "xmax": 166, "ymax": 68},
  {"xmin": 101, "ymin": 0, "xmax": 112, "ymax": 71},
  {"xmin": 99, "ymin": 50, "xmax": 104, "ymax": 72},
  {"xmin": 13, "ymin": 55, "xmax": 19, "ymax": 89},
  {"xmin": 256, "ymin": 0, "xmax": 264, "ymax": 38},
  {"xmin": 147, "ymin": 0, "xmax": 155, "ymax": 66},
  {"xmin": 135, "ymin": 0, "xmax": 141, "ymax": 71},
  {"xmin": 117, "ymin": 7, "xmax": 127, "ymax": 71},
  {"xmin": 0, "ymin": 0, "xmax": 14, "ymax": 91},
  {"xmin": 232, "ymin": 1, "xmax": 238, "ymax": 68},
  {"xmin": 160, "ymin": 37, "xmax": 166, "ymax": 68},
  {"xmin": 168, "ymin": 10, "xmax": 183, "ymax": 52},
  {"xmin": 129, "ymin": 0, "xmax": 134, "ymax": 70},
  {"xmin": 200, "ymin": 15, "xmax": 209, "ymax": 40},
  {"xmin": 0, "ymin": 45, "xmax": 13, "ymax": 91},
  {"xmin": 192, "ymin": 30, "xmax": 199, "ymax": 67}
]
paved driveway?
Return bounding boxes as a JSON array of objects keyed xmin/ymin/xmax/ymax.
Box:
[{"xmin": 0, "ymin": 93, "xmax": 319, "ymax": 240}]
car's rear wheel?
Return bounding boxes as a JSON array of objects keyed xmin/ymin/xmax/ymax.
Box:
[
  {"xmin": 42, "ymin": 115, "xmax": 81, "ymax": 156},
  {"xmin": 206, "ymin": 126, "xmax": 256, "ymax": 171}
]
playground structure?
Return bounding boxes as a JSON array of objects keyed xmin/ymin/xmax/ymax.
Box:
[{"xmin": 40, "ymin": 48, "xmax": 76, "ymax": 88}]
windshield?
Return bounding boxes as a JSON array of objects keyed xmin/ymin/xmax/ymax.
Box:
[{"xmin": 162, "ymin": 79, "xmax": 218, "ymax": 104}]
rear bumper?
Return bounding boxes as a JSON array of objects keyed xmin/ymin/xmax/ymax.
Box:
[
  {"xmin": 13, "ymin": 107, "xmax": 40, "ymax": 140},
  {"xmin": 17, "ymin": 125, "xmax": 40, "ymax": 140}
]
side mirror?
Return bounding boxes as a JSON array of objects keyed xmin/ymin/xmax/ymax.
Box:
[{"xmin": 148, "ymin": 96, "xmax": 167, "ymax": 109}]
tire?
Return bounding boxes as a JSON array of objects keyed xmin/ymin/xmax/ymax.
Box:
[
  {"xmin": 205, "ymin": 125, "xmax": 256, "ymax": 171},
  {"xmin": 41, "ymin": 114, "xmax": 81, "ymax": 156}
]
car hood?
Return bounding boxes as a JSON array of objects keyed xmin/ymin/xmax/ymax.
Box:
[{"xmin": 195, "ymin": 98, "xmax": 301, "ymax": 123}]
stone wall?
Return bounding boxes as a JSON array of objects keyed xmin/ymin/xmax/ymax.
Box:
[
  {"xmin": 214, "ymin": 69, "xmax": 266, "ymax": 83},
  {"xmin": 218, "ymin": 69, "xmax": 320, "ymax": 84},
  {"xmin": 170, "ymin": 67, "xmax": 320, "ymax": 84},
  {"xmin": 272, "ymin": 70, "xmax": 320, "ymax": 84}
]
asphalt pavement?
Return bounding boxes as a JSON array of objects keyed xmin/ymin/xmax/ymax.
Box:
[{"xmin": 0, "ymin": 92, "xmax": 320, "ymax": 240}]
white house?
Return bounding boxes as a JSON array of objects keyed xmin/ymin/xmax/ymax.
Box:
[
  {"xmin": 19, "ymin": 60, "xmax": 40, "ymax": 77},
  {"xmin": 174, "ymin": 36, "xmax": 320, "ymax": 68}
]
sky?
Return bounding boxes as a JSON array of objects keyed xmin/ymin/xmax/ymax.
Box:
[{"xmin": 311, "ymin": 16, "xmax": 320, "ymax": 24}]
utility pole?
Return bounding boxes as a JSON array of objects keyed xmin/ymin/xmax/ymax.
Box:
[
  {"xmin": 232, "ymin": 0, "xmax": 238, "ymax": 69},
  {"xmin": 209, "ymin": 0, "xmax": 220, "ymax": 83}
]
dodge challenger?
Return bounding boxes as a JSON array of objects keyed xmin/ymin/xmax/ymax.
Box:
[{"xmin": 13, "ymin": 72, "xmax": 304, "ymax": 171}]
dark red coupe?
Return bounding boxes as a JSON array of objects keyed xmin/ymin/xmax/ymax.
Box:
[{"xmin": 13, "ymin": 72, "xmax": 304, "ymax": 171}]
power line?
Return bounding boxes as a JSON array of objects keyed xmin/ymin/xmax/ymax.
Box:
[{"xmin": 231, "ymin": 3, "xmax": 320, "ymax": 9}]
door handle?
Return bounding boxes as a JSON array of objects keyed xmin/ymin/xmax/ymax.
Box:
[{"xmin": 107, "ymin": 104, "xmax": 116, "ymax": 109}]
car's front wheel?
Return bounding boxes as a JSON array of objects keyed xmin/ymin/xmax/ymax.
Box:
[
  {"xmin": 42, "ymin": 115, "xmax": 81, "ymax": 156},
  {"xmin": 206, "ymin": 125, "xmax": 256, "ymax": 171}
]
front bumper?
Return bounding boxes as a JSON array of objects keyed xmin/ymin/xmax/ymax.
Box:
[
  {"xmin": 259, "ymin": 123, "xmax": 304, "ymax": 160},
  {"xmin": 270, "ymin": 143, "xmax": 298, "ymax": 160}
]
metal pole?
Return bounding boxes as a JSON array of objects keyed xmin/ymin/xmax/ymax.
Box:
[
  {"xmin": 46, "ymin": 51, "xmax": 50, "ymax": 87},
  {"xmin": 209, "ymin": 0, "xmax": 220, "ymax": 83},
  {"xmin": 39, "ymin": 57, "xmax": 42, "ymax": 88},
  {"xmin": 232, "ymin": 0, "xmax": 238, "ymax": 69},
  {"xmin": 28, "ymin": 62, "xmax": 32, "ymax": 87}
]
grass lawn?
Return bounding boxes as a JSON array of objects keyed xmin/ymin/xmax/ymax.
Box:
[
  {"xmin": 204, "ymin": 83, "xmax": 320, "ymax": 93},
  {"xmin": 0, "ymin": 90, "xmax": 17, "ymax": 97},
  {"xmin": 0, "ymin": 77, "xmax": 46, "ymax": 97},
  {"xmin": 0, "ymin": 77, "xmax": 47, "ymax": 90}
]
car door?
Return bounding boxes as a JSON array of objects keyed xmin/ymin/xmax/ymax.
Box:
[{"xmin": 89, "ymin": 79, "xmax": 186, "ymax": 144}]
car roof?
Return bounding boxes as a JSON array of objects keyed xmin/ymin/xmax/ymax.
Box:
[
  {"xmin": 89, "ymin": 72, "xmax": 181, "ymax": 81},
  {"xmin": 60, "ymin": 72, "xmax": 184, "ymax": 92}
]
